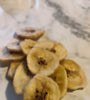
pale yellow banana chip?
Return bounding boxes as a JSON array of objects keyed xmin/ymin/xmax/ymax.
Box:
[
  {"xmin": 7, "ymin": 61, "xmax": 21, "ymax": 81},
  {"xmin": 34, "ymin": 41, "xmax": 67, "ymax": 61},
  {"xmin": 24, "ymin": 74, "xmax": 60, "ymax": 100},
  {"xmin": 7, "ymin": 38, "xmax": 21, "ymax": 52},
  {"xmin": 16, "ymin": 27, "xmax": 45, "ymax": 40},
  {"xmin": 13, "ymin": 62, "xmax": 31, "ymax": 94},
  {"xmin": 61, "ymin": 59, "xmax": 87, "ymax": 90},
  {"xmin": 50, "ymin": 64, "xmax": 67, "ymax": 98},
  {"xmin": 20, "ymin": 39, "xmax": 36, "ymax": 55},
  {"xmin": 27, "ymin": 48, "xmax": 59, "ymax": 76},
  {"xmin": 0, "ymin": 47, "xmax": 25, "ymax": 62}
]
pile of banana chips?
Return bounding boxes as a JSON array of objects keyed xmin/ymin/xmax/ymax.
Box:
[{"xmin": 0, "ymin": 27, "xmax": 87, "ymax": 100}]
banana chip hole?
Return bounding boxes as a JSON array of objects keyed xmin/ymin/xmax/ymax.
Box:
[
  {"xmin": 54, "ymin": 76, "xmax": 56, "ymax": 80},
  {"xmin": 24, "ymin": 29, "xmax": 35, "ymax": 33},
  {"xmin": 43, "ymin": 92, "xmax": 48, "ymax": 99},
  {"xmin": 36, "ymin": 90, "xmax": 39, "ymax": 93},
  {"xmin": 50, "ymin": 49, "xmax": 56, "ymax": 53},
  {"xmin": 35, "ymin": 95, "xmax": 38, "ymax": 98},
  {"xmin": 38, "ymin": 57, "xmax": 47, "ymax": 65},
  {"xmin": 45, "ymin": 92, "xmax": 48, "ymax": 95}
]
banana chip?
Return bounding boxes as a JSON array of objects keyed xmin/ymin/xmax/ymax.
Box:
[
  {"xmin": 0, "ymin": 47, "xmax": 25, "ymax": 62},
  {"xmin": 24, "ymin": 74, "xmax": 60, "ymax": 100},
  {"xmin": 34, "ymin": 41, "xmax": 67, "ymax": 61},
  {"xmin": 16, "ymin": 27, "xmax": 45, "ymax": 40},
  {"xmin": 20, "ymin": 39, "xmax": 36, "ymax": 55},
  {"xmin": 27, "ymin": 48, "xmax": 59, "ymax": 76},
  {"xmin": 61, "ymin": 59, "xmax": 87, "ymax": 90},
  {"xmin": 50, "ymin": 64, "xmax": 67, "ymax": 98},
  {"xmin": 38, "ymin": 33, "xmax": 49, "ymax": 42},
  {"xmin": 7, "ymin": 61, "xmax": 21, "ymax": 81},
  {"xmin": 7, "ymin": 38, "xmax": 21, "ymax": 52},
  {"xmin": 13, "ymin": 62, "xmax": 31, "ymax": 94}
]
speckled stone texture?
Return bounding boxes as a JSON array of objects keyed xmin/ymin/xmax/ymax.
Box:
[{"xmin": 0, "ymin": 0, "xmax": 90, "ymax": 100}]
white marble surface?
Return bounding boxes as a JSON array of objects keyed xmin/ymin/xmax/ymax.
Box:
[{"xmin": 0, "ymin": 0, "xmax": 90, "ymax": 100}]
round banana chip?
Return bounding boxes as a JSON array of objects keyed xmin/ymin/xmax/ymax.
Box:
[
  {"xmin": 7, "ymin": 38, "xmax": 21, "ymax": 52},
  {"xmin": 24, "ymin": 74, "xmax": 60, "ymax": 100},
  {"xmin": 16, "ymin": 27, "xmax": 45, "ymax": 40},
  {"xmin": 34, "ymin": 41, "xmax": 67, "ymax": 61},
  {"xmin": 50, "ymin": 64, "xmax": 67, "ymax": 98},
  {"xmin": 13, "ymin": 62, "xmax": 31, "ymax": 94},
  {"xmin": 0, "ymin": 47, "xmax": 25, "ymax": 62},
  {"xmin": 20, "ymin": 39, "xmax": 36, "ymax": 55},
  {"xmin": 7, "ymin": 61, "xmax": 21, "ymax": 81},
  {"xmin": 61, "ymin": 59, "xmax": 87, "ymax": 90},
  {"xmin": 27, "ymin": 48, "xmax": 59, "ymax": 76}
]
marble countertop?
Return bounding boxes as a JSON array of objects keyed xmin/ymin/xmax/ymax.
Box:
[{"xmin": 0, "ymin": 0, "xmax": 90, "ymax": 100}]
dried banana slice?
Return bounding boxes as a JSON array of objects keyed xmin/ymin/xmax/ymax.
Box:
[
  {"xmin": 0, "ymin": 47, "xmax": 25, "ymax": 62},
  {"xmin": 13, "ymin": 62, "xmax": 31, "ymax": 94},
  {"xmin": 16, "ymin": 27, "xmax": 45, "ymax": 40},
  {"xmin": 50, "ymin": 64, "xmax": 67, "ymax": 98},
  {"xmin": 24, "ymin": 74, "xmax": 60, "ymax": 100},
  {"xmin": 27, "ymin": 48, "xmax": 59, "ymax": 76},
  {"xmin": 7, "ymin": 61, "xmax": 21, "ymax": 81},
  {"xmin": 38, "ymin": 33, "xmax": 49, "ymax": 42},
  {"xmin": 61, "ymin": 59, "xmax": 87, "ymax": 90},
  {"xmin": 34, "ymin": 41, "xmax": 67, "ymax": 61},
  {"xmin": 7, "ymin": 38, "xmax": 21, "ymax": 52},
  {"xmin": 61, "ymin": 59, "xmax": 80, "ymax": 72},
  {"xmin": 20, "ymin": 39, "xmax": 36, "ymax": 55}
]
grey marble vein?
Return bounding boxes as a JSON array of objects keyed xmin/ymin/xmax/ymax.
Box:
[{"xmin": 47, "ymin": 0, "xmax": 90, "ymax": 41}]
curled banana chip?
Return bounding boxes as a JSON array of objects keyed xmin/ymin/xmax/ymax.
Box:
[
  {"xmin": 27, "ymin": 48, "xmax": 59, "ymax": 76},
  {"xmin": 16, "ymin": 27, "xmax": 45, "ymax": 40},
  {"xmin": 24, "ymin": 74, "xmax": 60, "ymax": 100},
  {"xmin": 13, "ymin": 62, "xmax": 31, "ymax": 94},
  {"xmin": 0, "ymin": 47, "xmax": 25, "ymax": 62},
  {"xmin": 34, "ymin": 41, "xmax": 67, "ymax": 61},
  {"xmin": 7, "ymin": 38, "xmax": 21, "ymax": 52},
  {"xmin": 20, "ymin": 39, "xmax": 36, "ymax": 55},
  {"xmin": 7, "ymin": 61, "xmax": 21, "ymax": 81},
  {"xmin": 61, "ymin": 59, "xmax": 87, "ymax": 90},
  {"xmin": 50, "ymin": 64, "xmax": 67, "ymax": 98}
]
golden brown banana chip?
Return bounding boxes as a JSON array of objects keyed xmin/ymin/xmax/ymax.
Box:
[
  {"xmin": 24, "ymin": 74, "xmax": 60, "ymax": 100},
  {"xmin": 13, "ymin": 62, "xmax": 31, "ymax": 94},
  {"xmin": 37, "ymin": 33, "xmax": 49, "ymax": 42},
  {"xmin": 50, "ymin": 64, "xmax": 67, "ymax": 98},
  {"xmin": 0, "ymin": 47, "xmax": 25, "ymax": 62},
  {"xmin": 20, "ymin": 39, "xmax": 36, "ymax": 55},
  {"xmin": 7, "ymin": 38, "xmax": 21, "ymax": 52},
  {"xmin": 61, "ymin": 59, "xmax": 87, "ymax": 90},
  {"xmin": 16, "ymin": 27, "xmax": 45, "ymax": 40},
  {"xmin": 34, "ymin": 41, "xmax": 67, "ymax": 61},
  {"xmin": 27, "ymin": 48, "xmax": 59, "ymax": 76},
  {"xmin": 7, "ymin": 61, "xmax": 21, "ymax": 81}
]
